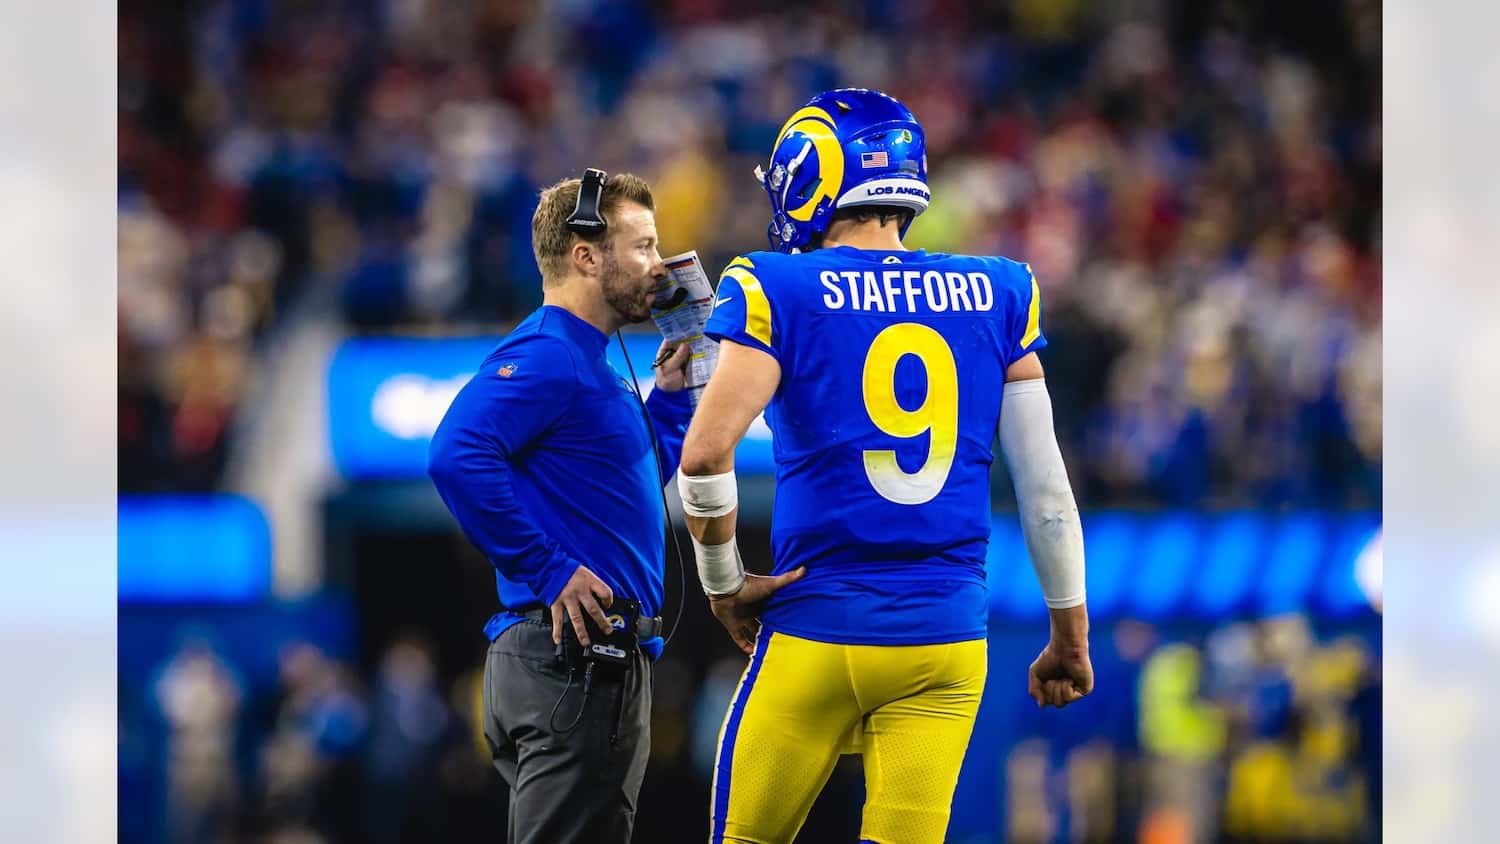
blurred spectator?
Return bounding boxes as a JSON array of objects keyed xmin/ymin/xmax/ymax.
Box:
[
  {"xmin": 363, "ymin": 635, "xmax": 459, "ymax": 844},
  {"xmin": 252, "ymin": 641, "xmax": 369, "ymax": 842},
  {"xmin": 1219, "ymin": 622, "xmax": 1374, "ymax": 843},
  {"xmin": 1137, "ymin": 642, "xmax": 1227, "ymax": 844},
  {"xmin": 153, "ymin": 637, "xmax": 243, "ymax": 844}
]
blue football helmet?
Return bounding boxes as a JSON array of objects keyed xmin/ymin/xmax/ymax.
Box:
[{"xmin": 755, "ymin": 88, "xmax": 930, "ymax": 253}]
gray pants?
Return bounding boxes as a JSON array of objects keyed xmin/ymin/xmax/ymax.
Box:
[{"xmin": 482, "ymin": 617, "xmax": 652, "ymax": 844}]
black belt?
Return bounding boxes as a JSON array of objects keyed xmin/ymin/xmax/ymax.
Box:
[{"xmin": 517, "ymin": 605, "xmax": 663, "ymax": 640}]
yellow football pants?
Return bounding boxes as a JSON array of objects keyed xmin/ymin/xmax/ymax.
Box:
[{"xmin": 710, "ymin": 629, "xmax": 986, "ymax": 844}]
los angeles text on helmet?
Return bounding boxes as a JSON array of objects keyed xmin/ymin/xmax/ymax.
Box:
[
  {"xmin": 863, "ymin": 185, "xmax": 931, "ymax": 201},
  {"xmin": 819, "ymin": 269, "xmax": 995, "ymax": 313}
]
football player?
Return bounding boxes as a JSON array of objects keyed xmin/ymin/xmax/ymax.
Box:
[{"xmin": 677, "ymin": 88, "xmax": 1094, "ymax": 844}]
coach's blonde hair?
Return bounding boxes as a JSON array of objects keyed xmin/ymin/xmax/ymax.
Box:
[{"xmin": 531, "ymin": 173, "xmax": 655, "ymax": 284}]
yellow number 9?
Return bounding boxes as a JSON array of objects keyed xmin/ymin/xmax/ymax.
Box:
[{"xmin": 861, "ymin": 323, "xmax": 959, "ymax": 505}]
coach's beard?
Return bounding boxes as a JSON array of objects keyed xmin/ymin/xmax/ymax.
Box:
[{"xmin": 600, "ymin": 253, "xmax": 654, "ymax": 324}]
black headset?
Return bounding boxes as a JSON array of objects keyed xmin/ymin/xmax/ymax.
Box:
[{"xmin": 565, "ymin": 167, "xmax": 609, "ymax": 235}]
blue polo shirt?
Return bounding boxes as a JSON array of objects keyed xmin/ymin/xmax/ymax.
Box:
[{"xmin": 428, "ymin": 305, "xmax": 692, "ymax": 659}]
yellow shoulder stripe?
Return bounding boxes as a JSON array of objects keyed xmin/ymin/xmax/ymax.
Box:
[
  {"xmin": 1020, "ymin": 266, "xmax": 1042, "ymax": 349},
  {"xmin": 728, "ymin": 255, "xmax": 755, "ymax": 270},
  {"xmin": 722, "ymin": 266, "xmax": 772, "ymax": 347}
]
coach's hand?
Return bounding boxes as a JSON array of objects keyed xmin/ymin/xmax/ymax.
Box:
[
  {"xmin": 708, "ymin": 567, "xmax": 806, "ymax": 655},
  {"xmin": 551, "ymin": 565, "xmax": 614, "ymax": 647},
  {"xmin": 653, "ymin": 340, "xmax": 692, "ymax": 392},
  {"xmin": 1028, "ymin": 639, "xmax": 1094, "ymax": 709}
]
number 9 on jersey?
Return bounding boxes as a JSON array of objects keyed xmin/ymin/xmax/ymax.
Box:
[{"xmin": 861, "ymin": 323, "xmax": 959, "ymax": 505}]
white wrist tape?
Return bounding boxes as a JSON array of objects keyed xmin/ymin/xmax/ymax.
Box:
[
  {"xmin": 999, "ymin": 379, "xmax": 1086, "ymax": 609},
  {"xmin": 691, "ymin": 535, "xmax": 746, "ymax": 596},
  {"xmin": 677, "ymin": 469, "xmax": 738, "ymax": 518}
]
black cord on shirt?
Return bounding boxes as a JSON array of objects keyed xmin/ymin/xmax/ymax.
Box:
[{"xmin": 616, "ymin": 332, "xmax": 688, "ymax": 648}]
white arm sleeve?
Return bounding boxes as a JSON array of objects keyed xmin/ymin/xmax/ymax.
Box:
[{"xmin": 998, "ymin": 378, "xmax": 1086, "ymax": 609}]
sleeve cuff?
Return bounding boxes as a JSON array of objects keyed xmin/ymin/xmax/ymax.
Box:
[
  {"xmin": 1044, "ymin": 592, "xmax": 1086, "ymax": 610},
  {"xmin": 646, "ymin": 384, "xmax": 693, "ymax": 420},
  {"xmin": 532, "ymin": 557, "xmax": 582, "ymax": 608},
  {"xmin": 1009, "ymin": 335, "xmax": 1048, "ymax": 368}
]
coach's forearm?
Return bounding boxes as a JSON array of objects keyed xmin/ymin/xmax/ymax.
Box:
[
  {"xmin": 428, "ymin": 445, "xmax": 582, "ymax": 605},
  {"xmin": 646, "ymin": 387, "xmax": 694, "ymax": 485}
]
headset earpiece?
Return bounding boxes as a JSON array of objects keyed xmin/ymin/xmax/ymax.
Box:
[{"xmin": 566, "ymin": 168, "xmax": 609, "ymax": 235}]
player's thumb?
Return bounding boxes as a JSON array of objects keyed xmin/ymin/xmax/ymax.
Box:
[{"xmin": 769, "ymin": 566, "xmax": 807, "ymax": 591}]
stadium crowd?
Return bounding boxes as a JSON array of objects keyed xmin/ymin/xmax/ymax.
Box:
[{"xmin": 118, "ymin": 0, "xmax": 1381, "ymax": 507}]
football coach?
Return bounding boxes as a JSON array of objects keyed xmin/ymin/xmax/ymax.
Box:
[{"xmin": 428, "ymin": 168, "xmax": 693, "ymax": 843}]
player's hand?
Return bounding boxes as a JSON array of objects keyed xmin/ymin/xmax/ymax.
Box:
[
  {"xmin": 551, "ymin": 565, "xmax": 614, "ymax": 647},
  {"xmin": 708, "ymin": 567, "xmax": 806, "ymax": 655},
  {"xmin": 1027, "ymin": 638, "xmax": 1094, "ymax": 709},
  {"xmin": 652, "ymin": 340, "xmax": 692, "ymax": 392}
]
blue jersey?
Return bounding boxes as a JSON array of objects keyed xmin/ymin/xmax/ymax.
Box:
[{"xmin": 703, "ymin": 245, "xmax": 1047, "ymax": 646}]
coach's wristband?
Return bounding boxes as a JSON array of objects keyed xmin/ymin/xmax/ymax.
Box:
[{"xmin": 691, "ymin": 535, "xmax": 746, "ymax": 597}]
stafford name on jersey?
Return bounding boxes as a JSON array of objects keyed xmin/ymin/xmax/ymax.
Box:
[{"xmin": 818, "ymin": 268, "xmax": 997, "ymax": 314}]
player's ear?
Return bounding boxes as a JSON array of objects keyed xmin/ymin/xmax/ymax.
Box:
[{"xmin": 570, "ymin": 238, "xmax": 600, "ymax": 278}]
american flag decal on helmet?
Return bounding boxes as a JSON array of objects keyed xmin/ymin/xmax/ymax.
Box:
[{"xmin": 861, "ymin": 151, "xmax": 889, "ymax": 168}]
